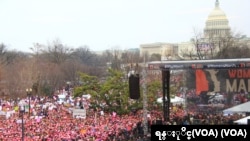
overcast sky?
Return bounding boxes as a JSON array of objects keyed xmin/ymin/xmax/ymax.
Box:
[{"xmin": 0, "ymin": 0, "xmax": 249, "ymax": 53}]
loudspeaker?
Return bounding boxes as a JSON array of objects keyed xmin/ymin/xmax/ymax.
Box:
[
  {"xmin": 247, "ymin": 119, "xmax": 250, "ymax": 125},
  {"xmin": 129, "ymin": 74, "xmax": 140, "ymax": 99}
]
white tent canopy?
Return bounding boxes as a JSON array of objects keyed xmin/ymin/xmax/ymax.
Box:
[
  {"xmin": 234, "ymin": 116, "xmax": 250, "ymax": 125},
  {"xmin": 223, "ymin": 101, "xmax": 250, "ymax": 114},
  {"xmin": 157, "ymin": 96, "xmax": 185, "ymax": 105}
]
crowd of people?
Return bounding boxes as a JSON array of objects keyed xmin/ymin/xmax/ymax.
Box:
[
  {"xmin": 0, "ymin": 95, "xmax": 156, "ymax": 141},
  {"xmin": 0, "ymin": 88, "xmax": 249, "ymax": 141},
  {"xmin": 168, "ymin": 103, "xmax": 245, "ymax": 125}
]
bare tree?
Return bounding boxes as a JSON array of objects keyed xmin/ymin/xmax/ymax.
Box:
[
  {"xmin": 187, "ymin": 28, "xmax": 250, "ymax": 60},
  {"xmin": 0, "ymin": 44, "xmax": 21, "ymax": 65},
  {"xmin": 100, "ymin": 48, "xmax": 122, "ymax": 70},
  {"xmin": 72, "ymin": 46, "xmax": 95, "ymax": 65},
  {"xmin": 216, "ymin": 35, "xmax": 250, "ymax": 58},
  {"xmin": 149, "ymin": 53, "xmax": 161, "ymax": 61},
  {"xmin": 2, "ymin": 52, "xmax": 31, "ymax": 99},
  {"xmin": 44, "ymin": 39, "xmax": 74, "ymax": 65},
  {"xmin": 0, "ymin": 43, "xmax": 7, "ymax": 65}
]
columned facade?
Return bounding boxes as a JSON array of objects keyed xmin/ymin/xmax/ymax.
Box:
[
  {"xmin": 139, "ymin": 0, "xmax": 249, "ymax": 60},
  {"xmin": 204, "ymin": 0, "xmax": 230, "ymax": 38}
]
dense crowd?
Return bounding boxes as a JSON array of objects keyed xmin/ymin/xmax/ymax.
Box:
[
  {"xmin": 0, "ymin": 88, "xmax": 249, "ymax": 141},
  {"xmin": 168, "ymin": 104, "xmax": 245, "ymax": 125},
  {"xmin": 0, "ymin": 96, "xmax": 155, "ymax": 141}
]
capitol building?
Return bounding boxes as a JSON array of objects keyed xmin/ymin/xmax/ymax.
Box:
[{"xmin": 139, "ymin": 0, "xmax": 249, "ymax": 60}]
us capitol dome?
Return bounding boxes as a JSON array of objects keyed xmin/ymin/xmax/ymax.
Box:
[
  {"xmin": 204, "ymin": 0, "xmax": 231, "ymax": 37},
  {"xmin": 139, "ymin": 0, "xmax": 246, "ymax": 59}
]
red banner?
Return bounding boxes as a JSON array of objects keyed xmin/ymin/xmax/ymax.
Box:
[{"xmin": 196, "ymin": 69, "xmax": 208, "ymax": 95}]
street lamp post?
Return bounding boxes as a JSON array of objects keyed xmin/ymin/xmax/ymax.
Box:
[
  {"xmin": 26, "ymin": 88, "xmax": 32, "ymax": 117},
  {"xmin": 19, "ymin": 105, "xmax": 25, "ymax": 141},
  {"xmin": 142, "ymin": 57, "xmax": 148, "ymax": 136}
]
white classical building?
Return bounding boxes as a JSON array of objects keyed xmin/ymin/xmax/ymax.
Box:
[
  {"xmin": 140, "ymin": 0, "xmax": 237, "ymax": 60},
  {"xmin": 204, "ymin": 0, "xmax": 231, "ymax": 37},
  {"xmin": 139, "ymin": 42, "xmax": 178, "ymax": 60}
]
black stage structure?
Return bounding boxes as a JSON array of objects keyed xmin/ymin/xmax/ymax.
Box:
[{"xmin": 147, "ymin": 58, "xmax": 250, "ymax": 122}]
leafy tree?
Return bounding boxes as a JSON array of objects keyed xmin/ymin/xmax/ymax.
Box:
[
  {"xmin": 41, "ymin": 83, "xmax": 54, "ymax": 97},
  {"xmin": 73, "ymin": 69, "xmax": 144, "ymax": 115},
  {"xmin": 73, "ymin": 72, "xmax": 100, "ymax": 98},
  {"xmin": 147, "ymin": 80, "xmax": 162, "ymax": 110},
  {"xmin": 99, "ymin": 69, "xmax": 130, "ymax": 114}
]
